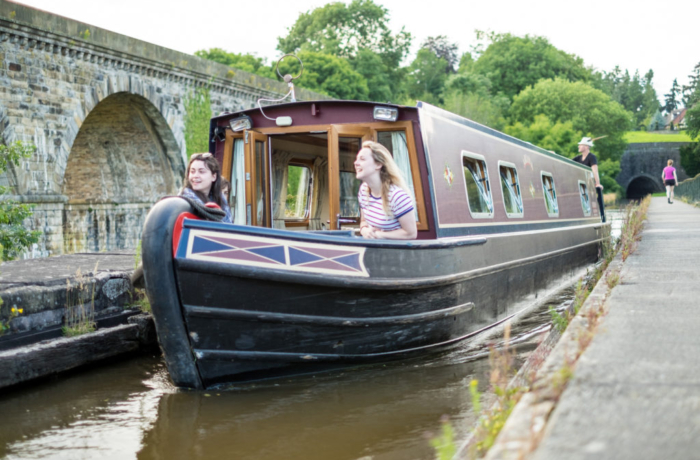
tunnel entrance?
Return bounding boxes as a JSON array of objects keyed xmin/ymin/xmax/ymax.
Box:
[
  {"xmin": 626, "ymin": 176, "xmax": 662, "ymax": 200},
  {"xmin": 62, "ymin": 92, "xmax": 184, "ymax": 253}
]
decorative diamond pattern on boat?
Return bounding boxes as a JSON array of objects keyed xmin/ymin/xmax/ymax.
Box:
[{"xmin": 184, "ymin": 230, "xmax": 369, "ymax": 277}]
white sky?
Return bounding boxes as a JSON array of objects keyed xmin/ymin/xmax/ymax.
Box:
[{"xmin": 10, "ymin": 0, "xmax": 700, "ymax": 104}]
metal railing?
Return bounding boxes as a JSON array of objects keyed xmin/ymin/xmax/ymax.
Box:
[{"xmin": 676, "ymin": 173, "xmax": 700, "ymax": 203}]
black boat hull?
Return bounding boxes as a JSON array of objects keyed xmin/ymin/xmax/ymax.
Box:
[{"xmin": 143, "ymin": 198, "xmax": 603, "ymax": 388}]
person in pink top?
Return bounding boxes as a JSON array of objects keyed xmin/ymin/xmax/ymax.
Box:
[
  {"xmin": 662, "ymin": 159, "xmax": 678, "ymax": 204},
  {"xmin": 354, "ymin": 141, "xmax": 417, "ymax": 240}
]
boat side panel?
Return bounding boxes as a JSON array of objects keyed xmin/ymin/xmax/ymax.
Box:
[{"xmin": 418, "ymin": 104, "xmax": 600, "ymax": 235}]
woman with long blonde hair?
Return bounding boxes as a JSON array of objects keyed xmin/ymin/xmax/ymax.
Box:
[{"xmin": 354, "ymin": 141, "xmax": 416, "ymax": 240}]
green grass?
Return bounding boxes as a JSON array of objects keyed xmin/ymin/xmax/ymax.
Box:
[{"xmin": 624, "ymin": 131, "xmax": 694, "ymax": 143}]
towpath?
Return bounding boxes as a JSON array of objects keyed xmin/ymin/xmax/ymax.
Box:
[{"xmin": 530, "ymin": 197, "xmax": 700, "ymax": 459}]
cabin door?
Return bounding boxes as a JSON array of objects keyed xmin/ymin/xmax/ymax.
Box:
[
  {"xmin": 245, "ymin": 131, "xmax": 271, "ymax": 227},
  {"xmin": 329, "ymin": 125, "xmax": 371, "ymax": 230}
]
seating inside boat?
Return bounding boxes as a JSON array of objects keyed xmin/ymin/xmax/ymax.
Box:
[{"xmin": 223, "ymin": 123, "xmax": 427, "ymax": 235}]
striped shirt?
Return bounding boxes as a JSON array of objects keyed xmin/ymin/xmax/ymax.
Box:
[{"xmin": 358, "ymin": 183, "xmax": 414, "ymax": 231}]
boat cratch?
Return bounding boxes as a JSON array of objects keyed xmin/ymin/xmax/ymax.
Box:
[{"xmin": 142, "ymin": 97, "xmax": 608, "ymax": 389}]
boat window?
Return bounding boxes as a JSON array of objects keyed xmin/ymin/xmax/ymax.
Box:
[
  {"xmin": 285, "ymin": 164, "xmax": 312, "ymax": 219},
  {"xmin": 579, "ymin": 180, "xmax": 592, "ymax": 216},
  {"xmin": 541, "ymin": 172, "xmax": 559, "ymax": 217},
  {"xmin": 377, "ymin": 131, "xmax": 416, "ymax": 209},
  {"xmin": 254, "ymin": 140, "xmax": 268, "ymax": 226},
  {"xmin": 462, "ymin": 152, "xmax": 494, "ymax": 218},
  {"xmin": 499, "ymin": 162, "xmax": 524, "ymax": 218},
  {"xmin": 230, "ymin": 138, "xmax": 246, "ymax": 224},
  {"xmin": 340, "ymin": 172, "xmax": 362, "ymax": 218}
]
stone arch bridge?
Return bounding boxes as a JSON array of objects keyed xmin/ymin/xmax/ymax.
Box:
[
  {"xmin": 0, "ymin": 0, "xmax": 326, "ymax": 257},
  {"xmin": 617, "ymin": 143, "xmax": 690, "ymax": 199}
]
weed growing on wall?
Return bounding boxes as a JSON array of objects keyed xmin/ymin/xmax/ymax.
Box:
[
  {"xmin": 184, "ymin": 86, "xmax": 212, "ymax": 159},
  {"xmin": 0, "ymin": 141, "xmax": 41, "ymax": 260},
  {"xmin": 62, "ymin": 265, "xmax": 98, "ymax": 337}
]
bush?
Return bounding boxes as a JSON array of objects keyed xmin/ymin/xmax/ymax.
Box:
[{"xmin": 0, "ymin": 141, "xmax": 41, "ymax": 260}]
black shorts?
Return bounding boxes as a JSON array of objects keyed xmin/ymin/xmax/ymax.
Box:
[{"xmin": 665, "ymin": 179, "xmax": 676, "ymax": 186}]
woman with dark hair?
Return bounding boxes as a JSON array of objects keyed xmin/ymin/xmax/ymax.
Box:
[
  {"xmin": 180, "ymin": 152, "xmax": 232, "ymax": 223},
  {"xmin": 354, "ymin": 141, "xmax": 417, "ymax": 240}
]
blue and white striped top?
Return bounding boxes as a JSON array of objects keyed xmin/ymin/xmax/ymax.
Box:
[{"xmin": 358, "ymin": 183, "xmax": 414, "ymax": 231}]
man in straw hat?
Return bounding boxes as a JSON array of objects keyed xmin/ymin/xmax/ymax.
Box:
[{"xmin": 573, "ymin": 137, "xmax": 605, "ymax": 223}]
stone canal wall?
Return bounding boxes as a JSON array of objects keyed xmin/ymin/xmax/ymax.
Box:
[{"xmin": 0, "ymin": 0, "xmax": 328, "ymax": 257}]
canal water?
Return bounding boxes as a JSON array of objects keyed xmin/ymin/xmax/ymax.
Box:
[{"xmin": 0, "ymin": 213, "xmax": 623, "ymax": 460}]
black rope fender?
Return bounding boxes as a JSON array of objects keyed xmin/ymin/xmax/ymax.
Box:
[{"xmin": 178, "ymin": 196, "xmax": 226, "ymax": 222}]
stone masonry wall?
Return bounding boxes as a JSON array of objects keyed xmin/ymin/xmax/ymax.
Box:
[
  {"xmin": 0, "ymin": 0, "xmax": 329, "ymax": 257},
  {"xmin": 617, "ymin": 142, "xmax": 690, "ymax": 196}
]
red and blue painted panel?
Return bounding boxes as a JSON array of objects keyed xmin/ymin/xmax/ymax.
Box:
[{"xmin": 183, "ymin": 229, "xmax": 369, "ymax": 277}]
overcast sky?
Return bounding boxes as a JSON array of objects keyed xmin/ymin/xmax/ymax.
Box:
[{"xmin": 10, "ymin": 0, "xmax": 700, "ymax": 104}]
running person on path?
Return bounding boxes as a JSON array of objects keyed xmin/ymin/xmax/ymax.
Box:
[{"xmin": 662, "ymin": 159, "xmax": 678, "ymax": 204}]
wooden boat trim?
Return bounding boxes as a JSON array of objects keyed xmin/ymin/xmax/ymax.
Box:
[
  {"xmin": 175, "ymin": 233, "xmax": 605, "ymax": 290},
  {"xmin": 184, "ymin": 302, "xmax": 476, "ymax": 327},
  {"xmin": 192, "ymin": 311, "xmax": 515, "ymax": 363}
]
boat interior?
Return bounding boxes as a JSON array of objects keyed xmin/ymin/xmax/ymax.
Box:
[{"xmin": 221, "ymin": 121, "xmax": 429, "ymax": 236}]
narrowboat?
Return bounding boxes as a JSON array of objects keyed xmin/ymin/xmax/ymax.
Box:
[{"xmin": 142, "ymin": 100, "xmax": 608, "ymax": 389}]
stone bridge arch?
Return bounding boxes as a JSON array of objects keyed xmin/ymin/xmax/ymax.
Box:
[
  {"xmin": 0, "ymin": 1, "xmax": 329, "ymax": 257},
  {"xmin": 617, "ymin": 142, "xmax": 690, "ymax": 199},
  {"xmin": 62, "ymin": 92, "xmax": 184, "ymax": 253},
  {"xmin": 625, "ymin": 173, "xmax": 663, "ymax": 199}
]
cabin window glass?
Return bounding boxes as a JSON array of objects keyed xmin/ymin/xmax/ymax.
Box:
[
  {"xmin": 285, "ymin": 164, "xmax": 312, "ymax": 219},
  {"xmin": 230, "ymin": 139, "xmax": 246, "ymax": 224},
  {"xmin": 377, "ymin": 131, "xmax": 416, "ymax": 208},
  {"xmin": 499, "ymin": 163, "xmax": 523, "ymax": 217},
  {"xmin": 541, "ymin": 172, "xmax": 559, "ymax": 217},
  {"xmin": 340, "ymin": 172, "xmax": 362, "ymax": 217},
  {"xmin": 254, "ymin": 140, "xmax": 268, "ymax": 226},
  {"xmin": 462, "ymin": 153, "xmax": 493, "ymax": 217},
  {"xmin": 579, "ymin": 181, "xmax": 592, "ymax": 216}
]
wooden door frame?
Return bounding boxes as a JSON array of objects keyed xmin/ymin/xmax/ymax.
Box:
[
  {"xmin": 246, "ymin": 131, "xmax": 271, "ymax": 227},
  {"xmin": 240, "ymin": 122, "xmax": 430, "ymax": 231}
]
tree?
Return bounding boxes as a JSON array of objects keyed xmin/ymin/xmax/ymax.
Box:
[
  {"xmin": 277, "ymin": 0, "xmax": 411, "ymax": 100},
  {"xmin": 508, "ymin": 78, "xmax": 633, "ymax": 161},
  {"xmin": 350, "ymin": 49, "xmax": 393, "ymax": 102},
  {"xmin": 597, "ymin": 158, "xmax": 622, "ymax": 194},
  {"xmin": 0, "ymin": 141, "xmax": 41, "ymax": 260},
  {"xmin": 443, "ymin": 91, "xmax": 508, "ymax": 131},
  {"xmin": 682, "ymin": 62, "xmax": 700, "ymax": 108},
  {"xmin": 504, "ymin": 114, "xmax": 582, "ymax": 158},
  {"xmin": 421, "ymin": 36, "xmax": 459, "ymax": 73},
  {"xmin": 405, "ymin": 48, "xmax": 449, "ymax": 104},
  {"xmin": 681, "ymin": 62, "xmax": 700, "ymax": 177},
  {"xmin": 647, "ymin": 110, "xmax": 666, "ymax": 131},
  {"xmin": 663, "ymin": 78, "xmax": 681, "ymax": 113},
  {"xmin": 276, "ymin": 50, "xmax": 369, "ymax": 100},
  {"xmin": 183, "ymin": 87, "xmax": 211, "ymax": 159},
  {"xmin": 470, "ymin": 33, "xmax": 591, "ymax": 100},
  {"xmin": 194, "ymin": 48, "xmax": 275, "ymax": 79},
  {"xmin": 593, "ymin": 68, "xmax": 659, "ymax": 130}
]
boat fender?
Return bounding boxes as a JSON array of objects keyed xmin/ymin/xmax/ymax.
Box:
[{"xmin": 172, "ymin": 211, "xmax": 199, "ymax": 257}]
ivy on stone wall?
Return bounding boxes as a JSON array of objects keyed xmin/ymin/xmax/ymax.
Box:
[
  {"xmin": 0, "ymin": 141, "xmax": 41, "ymax": 261},
  {"xmin": 183, "ymin": 86, "xmax": 212, "ymax": 159}
]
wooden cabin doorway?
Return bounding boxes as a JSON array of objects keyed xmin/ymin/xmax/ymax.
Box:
[{"xmin": 221, "ymin": 122, "xmax": 427, "ymax": 232}]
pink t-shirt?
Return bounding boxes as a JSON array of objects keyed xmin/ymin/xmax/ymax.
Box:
[{"xmin": 663, "ymin": 166, "xmax": 676, "ymax": 181}]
